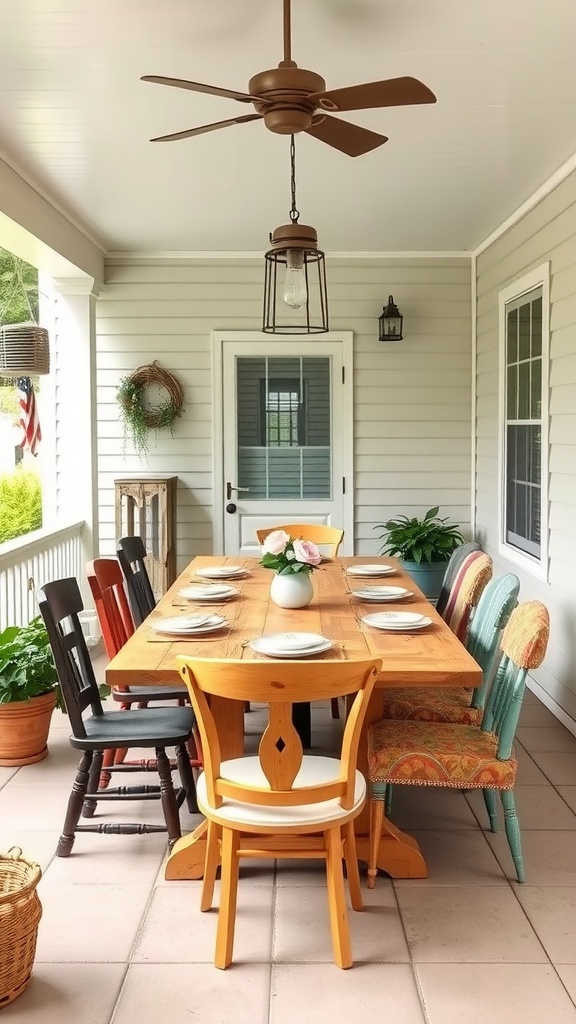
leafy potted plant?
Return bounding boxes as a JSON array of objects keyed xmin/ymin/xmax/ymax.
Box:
[
  {"xmin": 374, "ymin": 506, "xmax": 464, "ymax": 600},
  {"xmin": 0, "ymin": 617, "xmax": 62, "ymax": 766}
]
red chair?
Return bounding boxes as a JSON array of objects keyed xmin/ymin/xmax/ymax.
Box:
[{"xmin": 86, "ymin": 558, "xmax": 199, "ymax": 793}]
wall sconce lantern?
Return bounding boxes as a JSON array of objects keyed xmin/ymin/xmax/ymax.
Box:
[
  {"xmin": 262, "ymin": 136, "xmax": 329, "ymax": 334},
  {"xmin": 378, "ymin": 295, "xmax": 403, "ymax": 342}
]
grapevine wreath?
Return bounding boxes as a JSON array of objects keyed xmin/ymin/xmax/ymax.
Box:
[{"xmin": 116, "ymin": 360, "xmax": 184, "ymax": 455}]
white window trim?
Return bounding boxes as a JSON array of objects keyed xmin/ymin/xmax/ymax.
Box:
[{"xmin": 497, "ymin": 262, "xmax": 550, "ymax": 580}]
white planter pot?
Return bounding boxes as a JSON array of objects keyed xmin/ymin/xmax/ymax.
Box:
[{"xmin": 269, "ymin": 572, "xmax": 314, "ymax": 609}]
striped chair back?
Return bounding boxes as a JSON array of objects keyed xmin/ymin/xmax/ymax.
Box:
[
  {"xmin": 436, "ymin": 541, "xmax": 482, "ymax": 616},
  {"xmin": 444, "ymin": 552, "xmax": 493, "ymax": 642}
]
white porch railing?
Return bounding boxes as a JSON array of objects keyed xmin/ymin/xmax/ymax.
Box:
[{"xmin": 0, "ymin": 521, "xmax": 84, "ymax": 631}]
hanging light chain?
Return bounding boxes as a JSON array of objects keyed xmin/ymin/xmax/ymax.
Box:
[{"xmin": 289, "ymin": 134, "xmax": 300, "ymax": 224}]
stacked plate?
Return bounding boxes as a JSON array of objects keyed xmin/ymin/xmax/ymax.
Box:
[
  {"xmin": 361, "ymin": 611, "xmax": 432, "ymax": 632},
  {"xmin": 151, "ymin": 613, "xmax": 227, "ymax": 636},
  {"xmin": 178, "ymin": 583, "xmax": 238, "ymax": 602},
  {"xmin": 352, "ymin": 585, "xmax": 413, "ymax": 602},
  {"xmin": 346, "ymin": 564, "xmax": 396, "ymax": 578},
  {"xmin": 249, "ymin": 631, "xmax": 332, "ymax": 659},
  {"xmin": 195, "ymin": 565, "xmax": 249, "ymax": 580}
]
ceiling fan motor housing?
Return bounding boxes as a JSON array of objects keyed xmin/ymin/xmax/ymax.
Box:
[{"xmin": 249, "ymin": 65, "xmax": 327, "ymax": 134}]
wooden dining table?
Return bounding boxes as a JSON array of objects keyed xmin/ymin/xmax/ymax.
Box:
[{"xmin": 105, "ymin": 555, "xmax": 482, "ymax": 881}]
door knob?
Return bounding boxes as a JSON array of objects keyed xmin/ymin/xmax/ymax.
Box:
[{"xmin": 226, "ymin": 502, "xmax": 237, "ymax": 514}]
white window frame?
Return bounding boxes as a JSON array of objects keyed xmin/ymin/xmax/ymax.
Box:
[{"xmin": 498, "ymin": 263, "xmax": 550, "ymax": 580}]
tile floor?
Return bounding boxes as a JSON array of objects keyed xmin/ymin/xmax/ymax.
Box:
[{"xmin": 1, "ymin": 668, "xmax": 576, "ymax": 1023}]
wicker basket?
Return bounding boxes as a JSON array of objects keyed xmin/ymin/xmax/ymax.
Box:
[{"xmin": 0, "ymin": 848, "xmax": 42, "ymax": 1008}]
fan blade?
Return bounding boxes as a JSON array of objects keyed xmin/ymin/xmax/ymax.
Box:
[
  {"xmin": 141, "ymin": 75, "xmax": 258, "ymax": 104},
  {"xmin": 150, "ymin": 113, "xmax": 262, "ymax": 143},
  {"xmin": 310, "ymin": 76, "xmax": 436, "ymax": 112},
  {"xmin": 305, "ymin": 115, "xmax": 387, "ymax": 157}
]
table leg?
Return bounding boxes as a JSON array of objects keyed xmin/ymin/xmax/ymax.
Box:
[{"xmin": 353, "ymin": 689, "xmax": 428, "ymax": 879}]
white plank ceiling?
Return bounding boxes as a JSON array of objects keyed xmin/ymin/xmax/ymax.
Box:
[{"xmin": 1, "ymin": 0, "xmax": 576, "ymax": 254}]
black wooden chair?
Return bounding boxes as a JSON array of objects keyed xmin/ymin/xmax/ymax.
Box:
[
  {"xmin": 116, "ymin": 535, "xmax": 156, "ymax": 627},
  {"xmin": 37, "ymin": 577, "xmax": 196, "ymax": 857}
]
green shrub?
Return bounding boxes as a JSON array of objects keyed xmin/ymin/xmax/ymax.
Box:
[{"xmin": 0, "ymin": 468, "xmax": 42, "ymax": 544}]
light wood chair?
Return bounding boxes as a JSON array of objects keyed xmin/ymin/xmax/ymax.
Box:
[
  {"xmin": 177, "ymin": 656, "xmax": 381, "ymax": 970},
  {"xmin": 256, "ymin": 523, "xmax": 345, "ymax": 721},
  {"xmin": 256, "ymin": 524, "xmax": 344, "ymax": 557}
]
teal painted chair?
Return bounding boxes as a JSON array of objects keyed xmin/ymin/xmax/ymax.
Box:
[
  {"xmin": 367, "ymin": 601, "xmax": 550, "ymax": 886},
  {"xmin": 382, "ymin": 573, "xmax": 520, "ymax": 726}
]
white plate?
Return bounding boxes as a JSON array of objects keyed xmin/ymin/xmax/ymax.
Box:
[
  {"xmin": 250, "ymin": 633, "xmax": 333, "ymax": 658},
  {"xmin": 195, "ymin": 566, "xmax": 247, "ymax": 579},
  {"xmin": 352, "ymin": 586, "xmax": 413, "ymax": 601},
  {"xmin": 178, "ymin": 584, "xmax": 238, "ymax": 600},
  {"xmin": 152, "ymin": 614, "xmax": 226, "ymax": 635},
  {"xmin": 346, "ymin": 564, "xmax": 397, "ymax": 577},
  {"xmin": 361, "ymin": 611, "xmax": 432, "ymax": 631}
]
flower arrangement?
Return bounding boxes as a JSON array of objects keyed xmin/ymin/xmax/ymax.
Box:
[{"xmin": 259, "ymin": 530, "xmax": 322, "ymax": 575}]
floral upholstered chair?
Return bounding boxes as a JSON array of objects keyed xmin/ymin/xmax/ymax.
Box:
[
  {"xmin": 367, "ymin": 601, "xmax": 550, "ymax": 887},
  {"xmin": 382, "ymin": 573, "xmax": 520, "ymax": 726}
]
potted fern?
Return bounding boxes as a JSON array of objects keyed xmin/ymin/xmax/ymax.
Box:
[{"xmin": 374, "ymin": 506, "xmax": 464, "ymax": 600}]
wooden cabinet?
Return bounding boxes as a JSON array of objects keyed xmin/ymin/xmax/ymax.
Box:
[{"xmin": 114, "ymin": 476, "xmax": 177, "ymax": 598}]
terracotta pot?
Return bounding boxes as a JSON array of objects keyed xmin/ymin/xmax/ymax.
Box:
[{"xmin": 0, "ymin": 691, "xmax": 57, "ymax": 767}]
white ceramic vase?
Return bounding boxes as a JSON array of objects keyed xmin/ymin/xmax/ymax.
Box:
[{"xmin": 269, "ymin": 571, "xmax": 314, "ymax": 609}]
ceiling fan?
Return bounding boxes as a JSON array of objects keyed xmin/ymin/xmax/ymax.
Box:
[{"xmin": 141, "ymin": 0, "xmax": 436, "ymax": 158}]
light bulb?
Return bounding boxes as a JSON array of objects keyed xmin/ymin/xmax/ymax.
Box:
[{"xmin": 283, "ymin": 249, "xmax": 307, "ymax": 309}]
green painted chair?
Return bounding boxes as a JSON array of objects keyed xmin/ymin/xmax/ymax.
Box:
[
  {"xmin": 382, "ymin": 572, "xmax": 520, "ymax": 726},
  {"xmin": 367, "ymin": 600, "xmax": 550, "ymax": 886}
]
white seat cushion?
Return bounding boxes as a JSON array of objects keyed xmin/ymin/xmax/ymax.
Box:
[{"xmin": 197, "ymin": 754, "xmax": 366, "ymax": 830}]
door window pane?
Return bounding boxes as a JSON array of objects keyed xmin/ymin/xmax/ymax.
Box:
[{"xmin": 236, "ymin": 356, "xmax": 331, "ymax": 499}]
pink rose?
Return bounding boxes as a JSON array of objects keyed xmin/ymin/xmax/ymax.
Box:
[
  {"xmin": 293, "ymin": 539, "xmax": 322, "ymax": 566},
  {"xmin": 262, "ymin": 529, "xmax": 290, "ymax": 555}
]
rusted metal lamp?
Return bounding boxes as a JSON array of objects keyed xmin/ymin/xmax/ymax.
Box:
[
  {"xmin": 262, "ymin": 136, "xmax": 329, "ymax": 334},
  {"xmin": 378, "ymin": 295, "xmax": 403, "ymax": 342}
]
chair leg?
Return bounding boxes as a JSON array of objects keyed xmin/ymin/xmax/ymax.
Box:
[
  {"xmin": 176, "ymin": 742, "xmax": 198, "ymax": 813},
  {"xmin": 57, "ymin": 749, "xmax": 93, "ymax": 857},
  {"xmin": 82, "ymin": 749, "xmax": 103, "ymax": 818},
  {"xmin": 215, "ymin": 827, "xmax": 240, "ymax": 969},
  {"xmin": 501, "ymin": 789, "xmax": 525, "ymax": 883},
  {"xmin": 367, "ymin": 797, "xmax": 384, "ymax": 889},
  {"xmin": 385, "ymin": 783, "xmax": 393, "ymax": 818},
  {"xmin": 155, "ymin": 747, "xmax": 182, "ymax": 848},
  {"xmin": 325, "ymin": 826, "xmax": 353, "ymax": 969},
  {"xmin": 483, "ymin": 787, "xmax": 499, "ymax": 832},
  {"xmin": 201, "ymin": 821, "xmax": 221, "ymax": 912},
  {"xmin": 343, "ymin": 820, "xmax": 363, "ymax": 911},
  {"xmin": 331, "ymin": 697, "xmax": 341, "ymax": 719}
]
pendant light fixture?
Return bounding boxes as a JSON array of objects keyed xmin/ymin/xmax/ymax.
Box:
[{"xmin": 262, "ymin": 135, "xmax": 329, "ymax": 334}]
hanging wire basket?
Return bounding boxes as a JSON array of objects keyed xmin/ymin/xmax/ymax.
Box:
[
  {"xmin": 0, "ymin": 847, "xmax": 43, "ymax": 1008},
  {"xmin": 0, "ymin": 323, "xmax": 50, "ymax": 377}
]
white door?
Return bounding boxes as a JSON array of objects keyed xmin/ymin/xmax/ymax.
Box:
[{"xmin": 212, "ymin": 332, "xmax": 354, "ymax": 556}]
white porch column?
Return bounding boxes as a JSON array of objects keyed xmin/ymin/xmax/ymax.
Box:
[{"xmin": 53, "ymin": 277, "xmax": 100, "ymax": 601}]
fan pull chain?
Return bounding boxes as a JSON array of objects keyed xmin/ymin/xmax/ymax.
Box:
[{"xmin": 289, "ymin": 135, "xmax": 300, "ymax": 224}]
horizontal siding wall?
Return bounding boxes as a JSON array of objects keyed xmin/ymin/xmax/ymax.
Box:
[
  {"xmin": 96, "ymin": 256, "xmax": 472, "ymax": 571},
  {"xmin": 476, "ymin": 170, "xmax": 576, "ymax": 724}
]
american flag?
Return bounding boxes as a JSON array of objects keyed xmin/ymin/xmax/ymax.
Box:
[{"xmin": 17, "ymin": 376, "xmax": 42, "ymax": 456}]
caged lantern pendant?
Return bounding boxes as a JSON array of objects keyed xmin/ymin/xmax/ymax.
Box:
[{"xmin": 262, "ymin": 135, "xmax": 329, "ymax": 334}]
